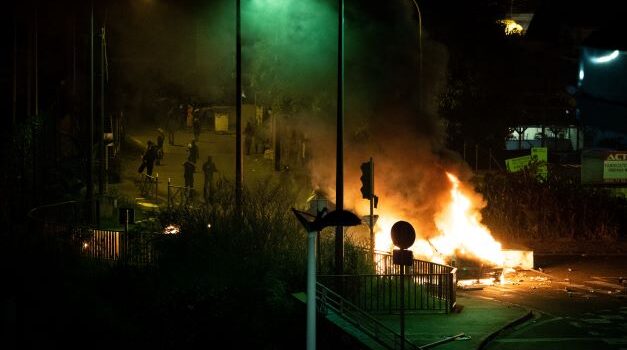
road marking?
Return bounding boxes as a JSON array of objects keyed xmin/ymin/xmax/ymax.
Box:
[
  {"xmin": 494, "ymin": 337, "xmax": 627, "ymax": 343},
  {"xmin": 517, "ymin": 317, "xmax": 563, "ymax": 332},
  {"xmin": 600, "ymin": 315, "xmax": 625, "ymax": 320},
  {"xmin": 582, "ymin": 318, "xmax": 612, "ymax": 324}
]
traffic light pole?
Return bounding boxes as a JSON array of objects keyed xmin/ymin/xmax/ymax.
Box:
[
  {"xmin": 369, "ymin": 157, "xmax": 374, "ymax": 257},
  {"xmin": 335, "ymin": 0, "xmax": 345, "ymax": 276}
]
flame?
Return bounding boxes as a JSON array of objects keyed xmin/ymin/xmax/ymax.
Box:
[
  {"xmin": 374, "ymin": 172, "xmax": 503, "ymax": 266},
  {"xmin": 164, "ymin": 224, "xmax": 180, "ymax": 235}
]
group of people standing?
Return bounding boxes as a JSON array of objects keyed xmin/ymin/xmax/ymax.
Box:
[
  {"xmin": 183, "ymin": 140, "xmax": 218, "ymax": 203},
  {"xmin": 138, "ymin": 125, "xmax": 218, "ymax": 204}
]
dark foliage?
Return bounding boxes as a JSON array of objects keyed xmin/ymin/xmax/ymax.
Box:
[
  {"xmin": 20, "ymin": 179, "xmax": 373, "ymax": 349},
  {"xmin": 477, "ymin": 167, "xmax": 627, "ymax": 242}
]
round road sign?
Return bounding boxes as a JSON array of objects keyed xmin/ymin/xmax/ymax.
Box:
[{"xmin": 391, "ymin": 221, "xmax": 416, "ymax": 249}]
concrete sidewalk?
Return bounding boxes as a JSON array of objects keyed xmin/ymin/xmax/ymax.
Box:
[{"xmin": 321, "ymin": 292, "xmax": 531, "ymax": 350}]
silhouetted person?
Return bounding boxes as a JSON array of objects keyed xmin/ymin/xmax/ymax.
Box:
[
  {"xmin": 186, "ymin": 104, "xmax": 194, "ymax": 128},
  {"xmin": 244, "ymin": 121, "xmax": 254, "ymax": 155},
  {"xmin": 138, "ymin": 140, "xmax": 158, "ymax": 176},
  {"xmin": 156, "ymin": 129, "xmax": 165, "ymax": 165},
  {"xmin": 202, "ymin": 155, "xmax": 218, "ymax": 203},
  {"xmin": 188, "ymin": 140, "xmax": 199, "ymax": 163},
  {"xmin": 183, "ymin": 160, "xmax": 196, "ymax": 188},
  {"xmin": 165, "ymin": 110, "xmax": 178, "ymax": 145},
  {"xmin": 193, "ymin": 114, "xmax": 201, "ymax": 141}
]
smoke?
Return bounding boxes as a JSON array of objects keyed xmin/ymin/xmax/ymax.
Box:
[
  {"xmin": 106, "ymin": 0, "xmax": 238, "ymax": 119},
  {"xmin": 104, "ymin": 0, "xmax": 479, "ymax": 239},
  {"xmin": 305, "ymin": 2, "xmax": 475, "ymax": 238}
]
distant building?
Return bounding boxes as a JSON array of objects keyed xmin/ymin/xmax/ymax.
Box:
[
  {"xmin": 503, "ymin": 0, "xmax": 626, "ymax": 180},
  {"xmin": 577, "ymin": 28, "xmax": 627, "ymax": 188}
]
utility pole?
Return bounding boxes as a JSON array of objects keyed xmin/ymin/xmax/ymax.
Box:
[
  {"xmin": 88, "ymin": 0, "xmax": 95, "ymax": 223},
  {"xmin": 99, "ymin": 25, "xmax": 105, "ymax": 196},
  {"xmin": 409, "ymin": 0, "xmax": 422, "ymax": 111},
  {"xmin": 235, "ymin": 0, "xmax": 243, "ymax": 214},
  {"xmin": 12, "ymin": 13, "xmax": 16, "ymax": 128},
  {"xmin": 335, "ymin": 0, "xmax": 345, "ymax": 275},
  {"xmin": 33, "ymin": 4, "xmax": 39, "ymax": 205},
  {"xmin": 369, "ymin": 158, "xmax": 375, "ymax": 256}
]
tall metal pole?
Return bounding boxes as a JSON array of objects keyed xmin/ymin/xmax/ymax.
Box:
[
  {"xmin": 99, "ymin": 26, "xmax": 105, "ymax": 195},
  {"xmin": 88, "ymin": 1, "xmax": 95, "ymax": 223},
  {"xmin": 409, "ymin": 0, "xmax": 422, "ymax": 110},
  {"xmin": 369, "ymin": 158, "xmax": 374, "ymax": 257},
  {"xmin": 400, "ymin": 263, "xmax": 406, "ymax": 350},
  {"xmin": 33, "ymin": 4, "xmax": 39, "ymax": 205},
  {"xmin": 235, "ymin": 0, "xmax": 243, "ymax": 214},
  {"xmin": 12, "ymin": 13, "xmax": 16, "ymax": 128},
  {"xmin": 306, "ymin": 230, "xmax": 317, "ymax": 350},
  {"xmin": 335, "ymin": 0, "xmax": 345, "ymax": 275},
  {"xmin": 34, "ymin": 4, "xmax": 38, "ymax": 117}
]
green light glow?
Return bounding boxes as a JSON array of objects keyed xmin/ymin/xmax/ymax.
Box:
[
  {"xmin": 243, "ymin": 0, "xmax": 336, "ymax": 106},
  {"xmin": 252, "ymin": 0, "xmax": 288, "ymax": 7}
]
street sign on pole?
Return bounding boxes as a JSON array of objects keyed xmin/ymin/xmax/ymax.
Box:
[{"xmin": 391, "ymin": 220, "xmax": 416, "ymax": 350}]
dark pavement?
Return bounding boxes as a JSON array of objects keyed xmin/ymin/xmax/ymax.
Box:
[{"xmin": 477, "ymin": 254, "xmax": 627, "ymax": 349}]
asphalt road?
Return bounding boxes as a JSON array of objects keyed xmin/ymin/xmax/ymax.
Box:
[{"xmin": 467, "ymin": 255, "xmax": 627, "ymax": 349}]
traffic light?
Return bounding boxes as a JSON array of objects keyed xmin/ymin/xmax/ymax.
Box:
[{"xmin": 360, "ymin": 161, "xmax": 373, "ymax": 199}]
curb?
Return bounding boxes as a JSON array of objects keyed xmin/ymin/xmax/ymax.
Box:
[{"xmin": 477, "ymin": 310, "xmax": 534, "ymax": 350}]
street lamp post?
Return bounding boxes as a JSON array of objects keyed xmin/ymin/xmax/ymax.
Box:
[
  {"xmin": 235, "ymin": 0, "xmax": 243, "ymax": 214},
  {"xmin": 88, "ymin": 0, "xmax": 95, "ymax": 223},
  {"xmin": 293, "ymin": 208, "xmax": 361, "ymax": 350},
  {"xmin": 409, "ymin": 0, "xmax": 423, "ymax": 110},
  {"xmin": 308, "ymin": 191, "xmax": 329, "ymax": 271},
  {"xmin": 335, "ymin": 0, "xmax": 345, "ymax": 276}
]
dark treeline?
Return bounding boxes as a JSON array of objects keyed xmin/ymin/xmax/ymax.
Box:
[{"xmin": 478, "ymin": 167, "xmax": 627, "ymax": 245}]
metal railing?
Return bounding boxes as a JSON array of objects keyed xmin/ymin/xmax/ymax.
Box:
[
  {"xmin": 317, "ymin": 282, "xmax": 421, "ymax": 350},
  {"xmin": 319, "ymin": 251, "xmax": 457, "ymax": 313},
  {"xmin": 28, "ymin": 201, "xmax": 163, "ymax": 267},
  {"xmin": 137, "ymin": 173, "xmax": 159, "ymax": 201},
  {"xmin": 167, "ymin": 178, "xmax": 194, "ymax": 209}
]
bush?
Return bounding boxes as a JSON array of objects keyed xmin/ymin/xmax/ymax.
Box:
[
  {"xmin": 477, "ymin": 166, "xmax": 627, "ymax": 242},
  {"xmin": 22, "ymin": 176, "xmax": 373, "ymax": 348}
]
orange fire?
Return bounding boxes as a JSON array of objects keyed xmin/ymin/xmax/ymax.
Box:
[{"xmin": 373, "ymin": 172, "xmax": 503, "ymax": 266}]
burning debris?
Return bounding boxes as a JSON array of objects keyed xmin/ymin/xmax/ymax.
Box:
[
  {"xmin": 370, "ymin": 173, "xmax": 508, "ymax": 266},
  {"xmin": 356, "ymin": 171, "xmax": 535, "ymax": 288}
]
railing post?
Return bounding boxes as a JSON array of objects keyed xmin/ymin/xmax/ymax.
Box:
[
  {"xmin": 400, "ymin": 265, "xmax": 405, "ymax": 350},
  {"xmin": 167, "ymin": 177, "xmax": 171, "ymax": 209},
  {"xmin": 155, "ymin": 173, "xmax": 159, "ymax": 203}
]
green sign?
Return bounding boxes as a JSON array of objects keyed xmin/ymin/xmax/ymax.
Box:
[
  {"xmin": 505, "ymin": 148, "xmax": 548, "ymax": 180},
  {"xmin": 603, "ymin": 160, "xmax": 627, "ymax": 183},
  {"xmin": 505, "ymin": 155, "xmax": 531, "ymax": 172},
  {"xmin": 531, "ymin": 147, "xmax": 547, "ymax": 162},
  {"xmin": 531, "ymin": 147, "xmax": 548, "ymax": 180}
]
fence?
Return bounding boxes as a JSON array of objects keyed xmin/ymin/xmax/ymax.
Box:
[
  {"xmin": 28, "ymin": 200, "xmax": 164, "ymax": 267},
  {"xmin": 137, "ymin": 173, "xmax": 159, "ymax": 201},
  {"xmin": 167, "ymin": 178, "xmax": 194, "ymax": 209},
  {"xmin": 319, "ymin": 251, "xmax": 457, "ymax": 314},
  {"xmin": 317, "ymin": 282, "xmax": 421, "ymax": 350},
  {"xmin": 81, "ymin": 228, "xmax": 163, "ymax": 266}
]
